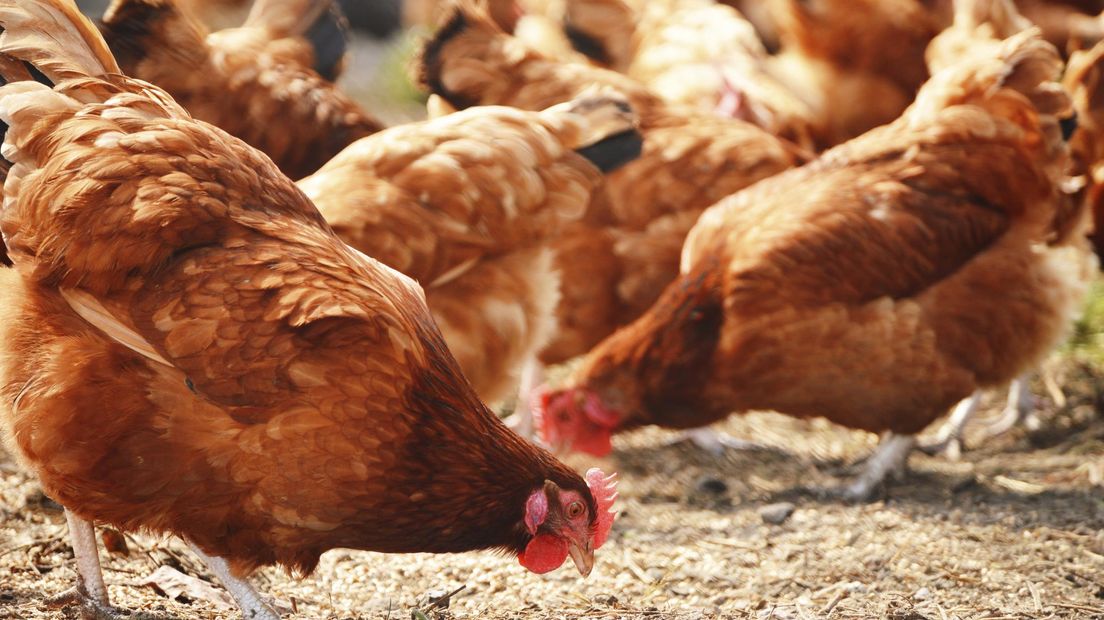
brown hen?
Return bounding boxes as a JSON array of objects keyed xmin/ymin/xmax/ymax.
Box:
[
  {"xmin": 767, "ymin": 0, "xmax": 952, "ymax": 148},
  {"xmin": 0, "ymin": 1, "xmax": 616, "ymax": 618},
  {"xmin": 418, "ymin": 2, "xmax": 806, "ymax": 370},
  {"xmin": 298, "ymin": 96, "xmax": 642, "ymax": 406},
  {"xmin": 99, "ymin": 0, "xmax": 383, "ymax": 179},
  {"xmin": 535, "ymin": 25, "xmax": 1093, "ymax": 501},
  {"xmin": 562, "ymin": 0, "xmax": 816, "ymax": 149}
]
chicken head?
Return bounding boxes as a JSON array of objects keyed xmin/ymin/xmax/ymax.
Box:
[{"xmin": 518, "ymin": 468, "xmax": 618, "ymax": 575}]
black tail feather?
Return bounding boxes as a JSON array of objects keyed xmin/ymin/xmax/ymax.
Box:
[
  {"xmin": 305, "ymin": 1, "xmax": 349, "ymax": 82},
  {"xmin": 574, "ymin": 129, "xmax": 643, "ymax": 173},
  {"xmin": 417, "ymin": 8, "xmax": 480, "ymax": 110}
]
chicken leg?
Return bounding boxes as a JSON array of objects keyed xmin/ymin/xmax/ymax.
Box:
[
  {"xmin": 504, "ymin": 358, "xmax": 544, "ymax": 441},
  {"xmin": 185, "ymin": 540, "xmax": 281, "ymax": 620},
  {"xmin": 921, "ymin": 374, "xmax": 1039, "ymax": 459},
  {"xmin": 47, "ymin": 509, "xmax": 128, "ymax": 620},
  {"xmin": 834, "ymin": 433, "xmax": 916, "ymax": 502}
]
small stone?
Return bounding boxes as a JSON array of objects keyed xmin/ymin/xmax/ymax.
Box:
[
  {"xmin": 593, "ymin": 593, "xmax": 618, "ymax": 606},
  {"xmin": 695, "ymin": 476, "xmax": 729, "ymax": 495},
  {"xmin": 913, "ymin": 587, "xmax": 931, "ymax": 601},
  {"xmin": 758, "ymin": 502, "xmax": 796, "ymax": 525}
]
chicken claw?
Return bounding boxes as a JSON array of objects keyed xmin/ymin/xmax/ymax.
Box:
[
  {"xmin": 918, "ymin": 392, "xmax": 980, "ymax": 460},
  {"xmin": 46, "ymin": 576, "xmax": 129, "ymax": 620},
  {"xmin": 832, "ymin": 433, "xmax": 916, "ymax": 502}
]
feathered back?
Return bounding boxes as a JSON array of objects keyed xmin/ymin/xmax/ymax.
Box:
[{"xmin": 0, "ymin": 0, "xmax": 120, "ymax": 80}]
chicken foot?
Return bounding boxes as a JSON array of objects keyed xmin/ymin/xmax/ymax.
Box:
[
  {"xmin": 833, "ymin": 432, "xmax": 916, "ymax": 502},
  {"xmin": 920, "ymin": 375, "xmax": 1040, "ymax": 459},
  {"xmin": 186, "ymin": 540, "xmax": 281, "ymax": 620},
  {"xmin": 46, "ymin": 509, "xmax": 128, "ymax": 620}
]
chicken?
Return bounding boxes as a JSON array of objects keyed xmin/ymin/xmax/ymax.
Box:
[
  {"xmin": 533, "ymin": 23, "xmax": 1093, "ymax": 501},
  {"xmin": 1018, "ymin": 0, "xmax": 1103, "ymax": 56},
  {"xmin": 1069, "ymin": 39, "xmax": 1104, "ymax": 260},
  {"xmin": 99, "ymin": 0, "xmax": 383, "ymax": 179},
  {"xmin": 419, "ymin": 2, "xmax": 806, "ymax": 370},
  {"xmin": 297, "ymin": 96, "xmax": 643, "ymax": 406},
  {"xmin": 0, "ymin": 2, "xmax": 617, "ymax": 618},
  {"xmin": 562, "ymin": 0, "xmax": 816, "ymax": 149},
  {"xmin": 767, "ymin": 0, "xmax": 952, "ymax": 148},
  {"xmin": 917, "ymin": 0, "xmax": 1069, "ymax": 460}
]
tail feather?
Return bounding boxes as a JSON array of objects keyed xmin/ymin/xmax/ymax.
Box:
[
  {"xmin": 416, "ymin": 0, "xmax": 500, "ymax": 110},
  {"xmin": 99, "ymin": 0, "xmax": 207, "ymax": 72},
  {"xmin": 915, "ymin": 30, "xmax": 1070, "ymax": 156},
  {"xmin": 544, "ymin": 91, "xmax": 643, "ymax": 173},
  {"xmin": 243, "ymin": 0, "xmax": 349, "ymax": 81},
  {"xmin": 0, "ymin": 0, "xmax": 120, "ymax": 81}
]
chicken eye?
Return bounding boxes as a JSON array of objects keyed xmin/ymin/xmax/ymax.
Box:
[{"xmin": 566, "ymin": 501, "xmax": 585, "ymax": 519}]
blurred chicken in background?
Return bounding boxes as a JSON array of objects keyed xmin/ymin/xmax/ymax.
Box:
[
  {"xmin": 299, "ymin": 95, "xmax": 643, "ymax": 408},
  {"xmin": 99, "ymin": 0, "xmax": 384, "ymax": 179},
  {"xmin": 418, "ymin": 1, "xmax": 807, "ymax": 432},
  {"xmin": 766, "ymin": 0, "xmax": 951, "ymax": 148},
  {"xmin": 534, "ymin": 0, "xmax": 1097, "ymax": 500},
  {"xmin": 560, "ymin": 0, "xmax": 816, "ymax": 149}
]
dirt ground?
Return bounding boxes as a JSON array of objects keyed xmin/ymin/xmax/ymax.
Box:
[{"xmin": 2, "ymin": 354, "xmax": 1102, "ymax": 620}]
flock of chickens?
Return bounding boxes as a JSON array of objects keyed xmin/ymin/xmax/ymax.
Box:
[{"xmin": 0, "ymin": 0, "xmax": 1102, "ymax": 617}]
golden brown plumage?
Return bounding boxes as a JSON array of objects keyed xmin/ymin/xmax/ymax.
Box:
[
  {"xmin": 767, "ymin": 0, "xmax": 951, "ymax": 148},
  {"xmin": 99, "ymin": 0, "xmax": 383, "ymax": 179},
  {"xmin": 535, "ymin": 26, "xmax": 1093, "ymax": 497},
  {"xmin": 563, "ymin": 0, "xmax": 816, "ymax": 149},
  {"xmin": 1019, "ymin": 0, "xmax": 1103, "ymax": 57},
  {"xmin": 1066, "ymin": 40, "xmax": 1104, "ymax": 260},
  {"xmin": 0, "ymin": 0, "xmax": 616, "ymax": 615},
  {"xmin": 419, "ymin": 3, "xmax": 806, "ymax": 364},
  {"xmin": 298, "ymin": 97, "xmax": 642, "ymax": 404}
]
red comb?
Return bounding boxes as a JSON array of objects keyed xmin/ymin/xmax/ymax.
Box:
[{"xmin": 585, "ymin": 468, "xmax": 618, "ymax": 548}]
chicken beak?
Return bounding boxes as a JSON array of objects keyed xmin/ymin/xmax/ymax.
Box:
[{"xmin": 568, "ymin": 540, "xmax": 594, "ymax": 577}]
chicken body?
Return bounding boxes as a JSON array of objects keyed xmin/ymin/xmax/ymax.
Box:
[
  {"xmin": 420, "ymin": 5, "xmax": 805, "ymax": 363},
  {"xmin": 564, "ymin": 0, "xmax": 815, "ymax": 148},
  {"xmin": 767, "ymin": 0, "xmax": 951, "ymax": 148},
  {"xmin": 100, "ymin": 0, "xmax": 383, "ymax": 179},
  {"xmin": 0, "ymin": 1, "xmax": 615, "ymax": 616},
  {"xmin": 536, "ymin": 29, "xmax": 1094, "ymax": 497},
  {"xmin": 298, "ymin": 99, "xmax": 641, "ymax": 404}
]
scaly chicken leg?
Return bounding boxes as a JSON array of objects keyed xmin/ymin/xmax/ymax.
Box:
[
  {"xmin": 836, "ymin": 433, "xmax": 917, "ymax": 502},
  {"xmin": 186, "ymin": 541, "xmax": 280, "ymax": 620},
  {"xmin": 505, "ymin": 358, "xmax": 546, "ymax": 440},
  {"xmin": 921, "ymin": 375, "xmax": 1040, "ymax": 459},
  {"xmin": 47, "ymin": 510, "xmax": 127, "ymax": 620}
]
